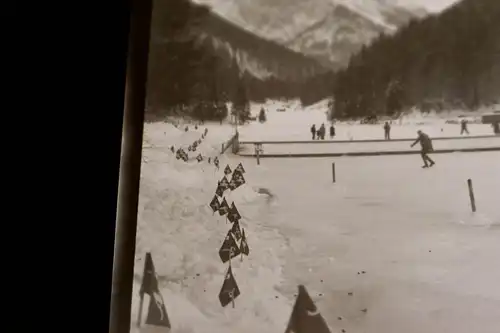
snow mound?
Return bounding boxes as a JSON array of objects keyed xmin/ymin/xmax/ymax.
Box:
[{"xmin": 131, "ymin": 123, "xmax": 292, "ymax": 333}]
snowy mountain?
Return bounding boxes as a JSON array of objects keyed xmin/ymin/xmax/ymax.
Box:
[
  {"xmin": 194, "ymin": 0, "xmax": 427, "ymax": 68},
  {"xmin": 194, "ymin": 8, "xmax": 327, "ymax": 80}
]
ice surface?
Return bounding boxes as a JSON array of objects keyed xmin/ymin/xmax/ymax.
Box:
[
  {"xmin": 133, "ymin": 104, "xmax": 500, "ymax": 333},
  {"xmin": 235, "ymin": 102, "xmax": 497, "ymax": 142},
  {"xmin": 238, "ymin": 137, "xmax": 500, "ymax": 155},
  {"xmin": 252, "ymin": 153, "xmax": 500, "ymax": 333}
]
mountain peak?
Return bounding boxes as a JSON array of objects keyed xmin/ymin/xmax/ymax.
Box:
[{"xmin": 194, "ymin": 0, "xmax": 427, "ymax": 68}]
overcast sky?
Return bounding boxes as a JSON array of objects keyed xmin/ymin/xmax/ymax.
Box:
[{"xmin": 397, "ymin": 0, "xmax": 460, "ymax": 12}]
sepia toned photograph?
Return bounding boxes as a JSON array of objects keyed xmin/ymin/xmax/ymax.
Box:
[{"xmin": 111, "ymin": 0, "xmax": 500, "ymax": 332}]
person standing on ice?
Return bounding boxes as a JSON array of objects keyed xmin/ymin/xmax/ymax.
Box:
[
  {"xmin": 311, "ymin": 124, "xmax": 316, "ymax": 140},
  {"xmin": 460, "ymin": 118, "xmax": 469, "ymax": 135},
  {"xmin": 493, "ymin": 122, "xmax": 500, "ymax": 134},
  {"xmin": 411, "ymin": 130, "xmax": 435, "ymax": 168},
  {"xmin": 384, "ymin": 121, "xmax": 391, "ymax": 140},
  {"xmin": 319, "ymin": 123, "xmax": 326, "ymax": 140},
  {"xmin": 329, "ymin": 124, "xmax": 335, "ymax": 139}
]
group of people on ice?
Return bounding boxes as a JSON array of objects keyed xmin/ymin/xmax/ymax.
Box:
[{"xmin": 310, "ymin": 123, "xmax": 335, "ymax": 140}]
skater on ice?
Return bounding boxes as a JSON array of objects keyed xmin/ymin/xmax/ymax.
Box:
[
  {"xmin": 460, "ymin": 118, "xmax": 469, "ymax": 135},
  {"xmin": 384, "ymin": 121, "xmax": 391, "ymax": 140},
  {"xmin": 411, "ymin": 130, "xmax": 435, "ymax": 168},
  {"xmin": 311, "ymin": 124, "xmax": 316, "ymax": 140}
]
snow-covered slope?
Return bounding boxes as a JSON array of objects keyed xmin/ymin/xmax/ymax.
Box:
[
  {"xmin": 195, "ymin": 9, "xmax": 326, "ymax": 80},
  {"xmin": 132, "ymin": 123, "xmax": 294, "ymax": 333},
  {"xmin": 195, "ymin": 0, "xmax": 427, "ymax": 68}
]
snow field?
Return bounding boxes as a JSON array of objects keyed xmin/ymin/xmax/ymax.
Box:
[
  {"xmin": 132, "ymin": 123, "xmax": 293, "ymax": 333},
  {"xmin": 132, "ymin": 101, "xmax": 500, "ymax": 333}
]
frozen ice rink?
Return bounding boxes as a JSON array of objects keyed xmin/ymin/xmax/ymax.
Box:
[{"xmin": 133, "ymin": 106, "xmax": 500, "ymax": 333}]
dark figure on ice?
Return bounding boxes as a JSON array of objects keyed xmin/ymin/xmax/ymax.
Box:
[
  {"xmin": 411, "ymin": 130, "xmax": 435, "ymax": 168},
  {"xmin": 493, "ymin": 122, "xmax": 500, "ymax": 135},
  {"xmin": 319, "ymin": 123, "xmax": 326, "ymax": 140},
  {"xmin": 384, "ymin": 122, "xmax": 391, "ymax": 140},
  {"xmin": 311, "ymin": 124, "xmax": 316, "ymax": 140},
  {"xmin": 329, "ymin": 124, "xmax": 335, "ymax": 139},
  {"xmin": 460, "ymin": 118, "xmax": 469, "ymax": 135}
]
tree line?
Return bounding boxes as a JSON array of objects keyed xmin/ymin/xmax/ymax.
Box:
[
  {"xmin": 331, "ymin": 0, "xmax": 500, "ymax": 119},
  {"xmin": 145, "ymin": 0, "xmax": 332, "ymax": 122},
  {"xmin": 146, "ymin": 0, "xmax": 499, "ymax": 123}
]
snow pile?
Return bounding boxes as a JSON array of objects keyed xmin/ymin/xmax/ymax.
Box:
[{"xmin": 131, "ymin": 123, "xmax": 292, "ymax": 333}]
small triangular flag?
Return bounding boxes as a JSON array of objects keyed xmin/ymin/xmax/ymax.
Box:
[
  {"xmin": 224, "ymin": 165, "xmax": 232, "ymax": 175},
  {"xmin": 231, "ymin": 221, "xmax": 242, "ymax": 241},
  {"xmin": 218, "ymin": 198, "xmax": 230, "ymax": 216},
  {"xmin": 231, "ymin": 171, "xmax": 246, "ymax": 189},
  {"xmin": 240, "ymin": 229, "xmax": 250, "ymax": 256},
  {"xmin": 219, "ymin": 231, "xmax": 241, "ymax": 263},
  {"xmin": 228, "ymin": 179, "xmax": 237, "ymax": 191},
  {"xmin": 235, "ymin": 163, "xmax": 246, "ymax": 174},
  {"xmin": 227, "ymin": 202, "xmax": 242, "ymax": 223},
  {"xmin": 215, "ymin": 185, "xmax": 224, "ymax": 198},
  {"xmin": 284, "ymin": 285, "xmax": 331, "ymax": 333},
  {"xmin": 140, "ymin": 252, "xmax": 158, "ymax": 296},
  {"xmin": 219, "ymin": 176, "xmax": 230, "ymax": 191},
  {"xmin": 209, "ymin": 195, "xmax": 220, "ymax": 213},
  {"xmin": 232, "ymin": 169, "xmax": 243, "ymax": 180},
  {"xmin": 145, "ymin": 290, "xmax": 171, "ymax": 328},
  {"xmin": 218, "ymin": 266, "xmax": 241, "ymax": 308}
]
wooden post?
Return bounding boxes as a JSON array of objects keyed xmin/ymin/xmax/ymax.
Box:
[
  {"xmin": 256, "ymin": 144, "xmax": 260, "ymax": 165},
  {"xmin": 221, "ymin": 143, "xmax": 225, "ymax": 154},
  {"xmin": 467, "ymin": 178, "xmax": 476, "ymax": 212},
  {"xmin": 136, "ymin": 294, "xmax": 144, "ymax": 327},
  {"xmin": 332, "ymin": 162, "xmax": 336, "ymax": 183},
  {"xmin": 109, "ymin": 0, "xmax": 152, "ymax": 333}
]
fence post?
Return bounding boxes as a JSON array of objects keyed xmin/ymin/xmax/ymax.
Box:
[
  {"xmin": 467, "ymin": 178, "xmax": 476, "ymax": 212},
  {"xmin": 332, "ymin": 162, "xmax": 336, "ymax": 183},
  {"xmin": 256, "ymin": 144, "xmax": 260, "ymax": 165}
]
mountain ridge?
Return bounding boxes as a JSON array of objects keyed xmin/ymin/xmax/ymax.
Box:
[
  {"xmin": 195, "ymin": 0, "xmax": 427, "ymax": 68},
  {"xmin": 195, "ymin": 8, "xmax": 328, "ymax": 79}
]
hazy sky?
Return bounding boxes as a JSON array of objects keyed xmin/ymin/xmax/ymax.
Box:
[{"xmin": 397, "ymin": 0, "xmax": 460, "ymax": 12}]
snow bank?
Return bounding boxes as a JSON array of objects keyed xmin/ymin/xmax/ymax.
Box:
[{"xmin": 131, "ymin": 123, "xmax": 293, "ymax": 333}]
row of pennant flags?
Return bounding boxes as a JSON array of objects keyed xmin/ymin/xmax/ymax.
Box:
[
  {"xmin": 136, "ymin": 160, "xmax": 333, "ymax": 332},
  {"xmin": 211, "ymin": 162, "xmax": 249, "ymax": 308},
  {"xmin": 170, "ymin": 127, "xmax": 222, "ymax": 169},
  {"xmin": 171, "ymin": 127, "xmax": 209, "ymax": 163},
  {"xmin": 137, "ymin": 252, "xmax": 332, "ymax": 332}
]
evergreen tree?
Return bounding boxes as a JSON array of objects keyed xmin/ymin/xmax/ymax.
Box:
[
  {"xmin": 332, "ymin": 0, "xmax": 500, "ymax": 116},
  {"xmin": 231, "ymin": 78, "xmax": 251, "ymax": 124},
  {"xmin": 385, "ymin": 80, "xmax": 404, "ymax": 116},
  {"xmin": 146, "ymin": 0, "xmax": 210, "ymax": 115}
]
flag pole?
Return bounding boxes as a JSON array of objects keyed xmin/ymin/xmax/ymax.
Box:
[
  {"xmin": 109, "ymin": 0, "xmax": 152, "ymax": 333},
  {"xmin": 136, "ymin": 294, "xmax": 145, "ymax": 327}
]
